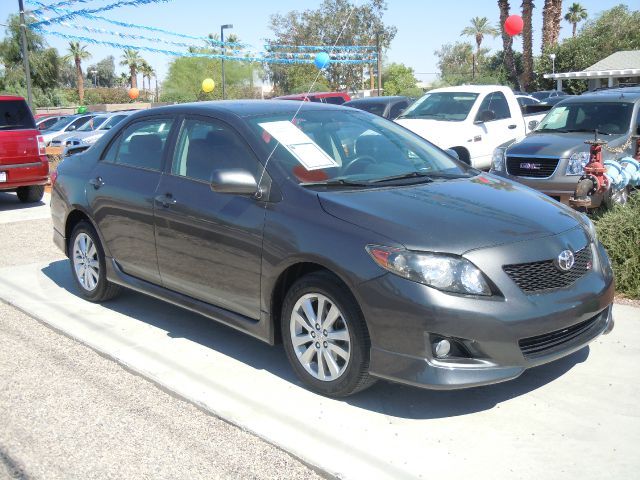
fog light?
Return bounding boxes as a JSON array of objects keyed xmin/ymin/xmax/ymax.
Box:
[{"xmin": 433, "ymin": 339, "xmax": 451, "ymax": 358}]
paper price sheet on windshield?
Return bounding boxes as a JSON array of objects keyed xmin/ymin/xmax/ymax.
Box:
[{"xmin": 259, "ymin": 121, "xmax": 339, "ymax": 171}]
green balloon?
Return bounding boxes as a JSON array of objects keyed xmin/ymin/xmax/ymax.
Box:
[{"xmin": 77, "ymin": 106, "xmax": 87, "ymax": 114}]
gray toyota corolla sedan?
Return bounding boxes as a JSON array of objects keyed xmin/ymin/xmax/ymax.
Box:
[{"xmin": 51, "ymin": 101, "xmax": 614, "ymax": 397}]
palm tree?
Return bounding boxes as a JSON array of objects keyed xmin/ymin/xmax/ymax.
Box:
[
  {"xmin": 139, "ymin": 61, "xmax": 155, "ymax": 94},
  {"xmin": 542, "ymin": 0, "xmax": 563, "ymax": 51},
  {"xmin": 120, "ymin": 49, "xmax": 144, "ymax": 89},
  {"xmin": 521, "ymin": 0, "xmax": 534, "ymax": 91},
  {"xmin": 565, "ymin": 2, "xmax": 587, "ymax": 37},
  {"xmin": 461, "ymin": 17, "xmax": 498, "ymax": 59},
  {"xmin": 498, "ymin": 0, "xmax": 520, "ymax": 89},
  {"xmin": 63, "ymin": 41, "xmax": 91, "ymax": 105}
]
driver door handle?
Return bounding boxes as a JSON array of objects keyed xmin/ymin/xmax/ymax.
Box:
[
  {"xmin": 508, "ymin": 124, "xmax": 517, "ymax": 129},
  {"xmin": 89, "ymin": 176, "xmax": 104, "ymax": 189},
  {"xmin": 155, "ymin": 193, "xmax": 177, "ymax": 208}
]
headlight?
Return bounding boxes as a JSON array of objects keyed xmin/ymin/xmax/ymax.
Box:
[
  {"xmin": 366, "ymin": 245, "xmax": 492, "ymax": 296},
  {"xmin": 581, "ymin": 214, "xmax": 598, "ymax": 244},
  {"xmin": 491, "ymin": 147, "xmax": 506, "ymax": 172},
  {"xmin": 566, "ymin": 152, "xmax": 590, "ymax": 175}
]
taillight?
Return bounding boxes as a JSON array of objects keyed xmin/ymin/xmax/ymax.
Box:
[{"xmin": 37, "ymin": 135, "xmax": 47, "ymax": 156}]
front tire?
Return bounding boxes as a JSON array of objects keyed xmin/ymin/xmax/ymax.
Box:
[
  {"xmin": 281, "ymin": 272, "xmax": 375, "ymax": 397},
  {"xmin": 17, "ymin": 185, "xmax": 44, "ymax": 203},
  {"xmin": 69, "ymin": 221, "xmax": 121, "ymax": 302}
]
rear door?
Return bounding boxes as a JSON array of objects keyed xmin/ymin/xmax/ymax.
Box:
[
  {"xmin": 86, "ymin": 116, "xmax": 176, "ymax": 284},
  {"xmin": 153, "ymin": 116, "xmax": 266, "ymax": 319}
]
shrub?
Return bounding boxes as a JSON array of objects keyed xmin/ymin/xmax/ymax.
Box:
[{"xmin": 594, "ymin": 193, "xmax": 640, "ymax": 298}]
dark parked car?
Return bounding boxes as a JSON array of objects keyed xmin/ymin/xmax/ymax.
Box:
[
  {"xmin": 343, "ymin": 96, "xmax": 413, "ymax": 119},
  {"xmin": 531, "ymin": 90, "xmax": 570, "ymax": 102},
  {"xmin": 273, "ymin": 92, "xmax": 351, "ymax": 104},
  {"xmin": 51, "ymin": 101, "xmax": 614, "ymax": 397}
]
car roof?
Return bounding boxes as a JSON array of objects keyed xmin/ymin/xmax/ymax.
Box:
[
  {"xmin": 273, "ymin": 92, "xmax": 347, "ymax": 100},
  {"xmin": 0, "ymin": 95, "xmax": 26, "ymax": 101},
  {"xmin": 131, "ymin": 100, "xmax": 347, "ymax": 119},
  {"xmin": 559, "ymin": 92, "xmax": 640, "ymax": 103},
  {"xmin": 428, "ymin": 85, "xmax": 513, "ymax": 94},
  {"xmin": 344, "ymin": 96, "xmax": 409, "ymax": 105}
]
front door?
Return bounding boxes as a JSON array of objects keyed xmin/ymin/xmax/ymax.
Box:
[
  {"xmin": 473, "ymin": 91, "xmax": 519, "ymax": 168},
  {"xmin": 86, "ymin": 116, "xmax": 175, "ymax": 284},
  {"xmin": 154, "ymin": 117, "xmax": 266, "ymax": 319}
]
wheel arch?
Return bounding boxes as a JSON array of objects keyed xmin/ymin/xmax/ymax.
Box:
[{"xmin": 64, "ymin": 208, "xmax": 109, "ymax": 258}]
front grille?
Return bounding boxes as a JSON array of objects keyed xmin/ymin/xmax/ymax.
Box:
[
  {"xmin": 519, "ymin": 312, "xmax": 601, "ymax": 358},
  {"xmin": 503, "ymin": 246, "xmax": 592, "ymax": 294},
  {"xmin": 506, "ymin": 156, "xmax": 559, "ymax": 178}
]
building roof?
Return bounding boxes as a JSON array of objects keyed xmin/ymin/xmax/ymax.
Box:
[
  {"xmin": 544, "ymin": 50, "xmax": 640, "ymax": 80},
  {"xmin": 585, "ymin": 50, "xmax": 640, "ymax": 71}
]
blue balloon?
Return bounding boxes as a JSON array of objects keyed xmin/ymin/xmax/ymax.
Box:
[{"xmin": 314, "ymin": 52, "xmax": 330, "ymax": 69}]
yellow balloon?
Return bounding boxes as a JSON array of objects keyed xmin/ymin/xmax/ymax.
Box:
[{"xmin": 202, "ymin": 78, "xmax": 215, "ymax": 93}]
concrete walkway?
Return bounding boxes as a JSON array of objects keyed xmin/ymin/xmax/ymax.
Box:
[{"xmin": 0, "ymin": 260, "xmax": 638, "ymax": 480}]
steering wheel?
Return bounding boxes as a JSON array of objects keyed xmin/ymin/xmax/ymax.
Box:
[{"xmin": 342, "ymin": 155, "xmax": 378, "ymax": 175}]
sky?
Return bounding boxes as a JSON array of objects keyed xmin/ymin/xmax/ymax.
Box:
[{"xmin": 0, "ymin": 0, "xmax": 634, "ymax": 85}]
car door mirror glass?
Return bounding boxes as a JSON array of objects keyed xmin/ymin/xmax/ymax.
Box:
[
  {"xmin": 475, "ymin": 110, "xmax": 496, "ymax": 124},
  {"xmin": 210, "ymin": 169, "xmax": 259, "ymax": 195},
  {"xmin": 528, "ymin": 120, "xmax": 539, "ymax": 130}
]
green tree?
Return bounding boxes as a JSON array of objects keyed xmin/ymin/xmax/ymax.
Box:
[
  {"xmin": 86, "ymin": 56, "xmax": 116, "ymax": 88},
  {"xmin": 460, "ymin": 16, "xmax": 498, "ymax": 59},
  {"xmin": 120, "ymin": 49, "xmax": 144, "ymax": 89},
  {"xmin": 267, "ymin": 0, "xmax": 396, "ymax": 94},
  {"xmin": 564, "ymin": 2, "xmax": 587, "ymax": 37},
  {"xmin": 62, "ymin": 41, "xmax": 91, "ymax": 105},
  {"xmin": 139, "ymin": 61, "xmax": 155, "ymax": 91},
  {"xmin": 382, "ymin": 63, "xmax": 421, "ymax": 96}
]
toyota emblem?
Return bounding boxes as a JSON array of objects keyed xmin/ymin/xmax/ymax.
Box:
[{"xmin": 556, "ymin": 250, "xmax": 575, "ymax": 272}]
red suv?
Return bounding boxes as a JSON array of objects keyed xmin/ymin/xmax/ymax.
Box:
[
  {"xmin": 273, "ymin": 92, "xmax": 351, "ymax": 105},
  {"xmin": 0, "ymin": 95, "xmax": 49, "ymax": 203}
]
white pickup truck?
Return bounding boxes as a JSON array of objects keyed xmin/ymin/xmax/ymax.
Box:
[{"xmin": 395, "ymin": 85, "xmax": 548, "ymax": 169}]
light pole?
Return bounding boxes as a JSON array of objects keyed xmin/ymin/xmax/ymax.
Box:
[
  {"xmin": 90, "ymin": 69, "xmax": 98, "ymax": 87},
  {"xmin": 549, "ymin": 53, "xmax": 556, "ymax": 75},
  {"xmin": 220, "ymin": 24, "xmax": 233, "ymax": 100}
]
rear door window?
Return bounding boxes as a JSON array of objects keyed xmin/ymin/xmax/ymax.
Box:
[
  {"xmin": 103, "ymin": 118, "xmax": 174, "ymax": 171},
  {"xmin": 0, "ymin": 100, "xmax": 36, "ymax": 130}
]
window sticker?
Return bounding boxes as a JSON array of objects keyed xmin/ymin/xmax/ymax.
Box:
[{"xmin": 259, "ymin": 121, "xmax": 339, "ymax": 170}]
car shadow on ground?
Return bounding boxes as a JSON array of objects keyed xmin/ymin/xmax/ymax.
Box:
[
  {"xmin": 0, "ymin": 192, "xmax": 46, "ymax": 211},
  {"xmin": 42, "ymin": 259, "xmax": 589, "ymax": 420}
]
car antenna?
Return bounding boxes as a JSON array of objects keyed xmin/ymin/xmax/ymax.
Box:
[{"xmin": 255, "ymin": 5, "xmax": 359, "ymax": 194}]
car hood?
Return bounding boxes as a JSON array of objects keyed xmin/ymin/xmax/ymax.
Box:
[
  {"xmin": 508, "ymin": 132, "xmax": 629, "ymax": 158},
  {"xmin": 395, "ymin": 118, "xmax": 469, "ymax": 147},
  {"xmin": 67, "ymin": 131, "xmax": 105, "ymax": 140},
  {"xmin": 317, "ymin": 175, "xmax": 582, "ymax": 254}
]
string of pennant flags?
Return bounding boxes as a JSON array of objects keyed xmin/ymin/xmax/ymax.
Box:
[{"xmin": 26, "ymin": 0, "xmax": 378, "ymax": 65}]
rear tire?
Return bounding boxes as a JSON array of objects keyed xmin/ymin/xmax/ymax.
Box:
[
  {"xmin": 281, "ymin": 271, "xmax": 375, "ymax": 397},
  {"xmin": 69, "ymin": 221, "xmax": 122, "ymax": 302},
  {"xmin": 16, "ymin": 185, "xmax": 44, "ymax": 203}
]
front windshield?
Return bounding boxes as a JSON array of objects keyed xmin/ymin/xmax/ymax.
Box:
[
  {"xmin": 248, "ymin": 109, "xmax": 473, "ymax": 185},
  {"xmin": 397, "ymin": 92, "xmax": 478, "ymax": 121},
  {"xmin": 531, "ymin": 91, "xmax": 551, "ymax": 100},
  {"xmin": 76, "ymin": 115, "xmax": 108, "ymax": 132},
  {"xmin": 45, "ymin": 115, "xmax": 78, "ymax": 131},
  {"xmin": 536, "ymin": 102, "xmax": 633, "ymax": 135},
  {"xmin": 99, "ymin": 114, "xmax": 127, "ymax": 130}
]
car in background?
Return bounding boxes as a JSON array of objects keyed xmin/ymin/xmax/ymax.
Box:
[
  {"xmin": 531, "ymin": 90, "xmax": 570, "ymax": 102},
  {"xmin": 41, "ymin": 113, "xmax": 98, "ymax": 146},
  {"xmin": 62, "ymin": 111, "xmax": 134, "ymax": 155},
  {"xmin": 515, "ymin": 94, "xmax": 541, "ymax": 109},
  {"xmin": 343, "ymin": 96, "xmax": 413, "ymax": 119},
  {"xmin": 273, "ymin": 92, "xmax": 351, "ymax": 104},
  {"xmin": 36, "ymin": 114, "xmax": 68, "ymax": 131},
  {"xmin": 52, "ymin": 100, "xmax": 614, "ymax": 398},
  {"xmin": 396, "ymin": 85, "xmax": 547, "ymax": 169},
  {"xmin": 491, "ymin": 92, "xmax": 640, "ymax": 208},
  {"xmin": 0, "ymin": 95, "xmax": 49, "ymax": 203}
]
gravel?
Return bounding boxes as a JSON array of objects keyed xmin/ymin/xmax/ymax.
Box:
[{"xmin": 0, "ymin": 215, "xmax": 324, "ymax": 480}]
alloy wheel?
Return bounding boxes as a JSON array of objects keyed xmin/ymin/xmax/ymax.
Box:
[
  {"xmin": 289, "ymin": 293, "xmax": 351, "ymax": 382},
  {"xmin": 73, "ymin": 232, "xmax": 100, "ymax": 292}
]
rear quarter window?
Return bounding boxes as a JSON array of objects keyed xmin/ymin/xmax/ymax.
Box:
[{"xmin": 0, "ymin": 100, "xmax": 36, "ymax": 130}]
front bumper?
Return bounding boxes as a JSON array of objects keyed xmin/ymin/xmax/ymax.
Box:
[{"xmin": 357, "ymin": 229, "xmax": 615, "ymax": 390}]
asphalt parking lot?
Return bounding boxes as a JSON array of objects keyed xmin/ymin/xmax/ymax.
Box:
[{"xmin": 1, "ymin": 191, "xmax": 639, "ymax": 479}]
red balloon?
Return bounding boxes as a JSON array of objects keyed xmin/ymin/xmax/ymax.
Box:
[{"xmin": 504, "ymin": 15, "xmax": 524, "ymax": 36}]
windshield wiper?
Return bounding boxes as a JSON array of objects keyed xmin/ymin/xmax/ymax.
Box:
[
  {"xmin": 564, "ymin": 128, "xmax": 613, "ymax": 135},
  {"xmin": 534, "ymin": 128, "xmax": 568, "ymax": 133},
  {"xmin": 369, "ymin": 171, "xmax": 433, "ymax": 184},
  {"xmin": 300, "ymin": 178, "xmax": 373, "ymax": 187}
]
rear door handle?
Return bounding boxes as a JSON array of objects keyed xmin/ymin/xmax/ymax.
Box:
[
  {"xmin": 508, "ymin": 124, "xmax": 517, "ymax": 129},
  {"xmin": 89, "ymin": 176, "xmax": 104, "ymax": 189},
  {"xmin": 154, "ymin": 193, "xmax": 177, "ymax": 208}
]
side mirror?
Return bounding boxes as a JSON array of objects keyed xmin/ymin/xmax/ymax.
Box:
[
  {"xmin": 528, "ymin": 120, "xmax": 539, "ymax": 130},
  {"xmin": 68, "ymin": 125, "xmax": 77, "ymax": 131},
  {"xmin": 474, "ymin": 110, "xmax": 496, "ymax": 124},
  {"xmin": 445, "ymin": 148, "xmax": 460, "ymax": 160},
  {"xmin": 210, "ymin": 169, "xmax": 258, "ymax": 195}
]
